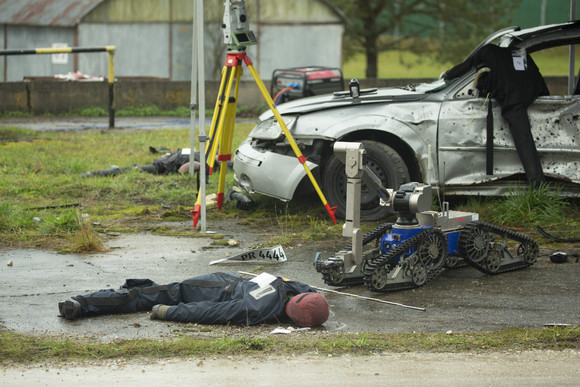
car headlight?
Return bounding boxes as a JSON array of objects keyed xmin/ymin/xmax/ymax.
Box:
[{"xmin": 249, "ymin": 116, "xmax": 296, "ymax": 140}]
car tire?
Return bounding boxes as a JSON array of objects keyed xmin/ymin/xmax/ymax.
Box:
[{"xmin": 322, "ymin": 140, "xmax": 410, "ymax": 221}]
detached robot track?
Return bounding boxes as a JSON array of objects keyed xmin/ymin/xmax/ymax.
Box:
[{"xmin": 315, "ymin": 142, "xmax": 538, "ymax": 292}]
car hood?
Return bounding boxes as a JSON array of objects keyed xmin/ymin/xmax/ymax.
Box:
[{"xmin": 260, "ymin": 86, "xmax": 429, "ymax": 120}]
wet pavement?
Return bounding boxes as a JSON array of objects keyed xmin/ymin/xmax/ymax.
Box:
[
  {"xmin": 0, "ymin": 116, "xmax": 253, "ymax": 132},
  {"xmin": 0, "ymin": 116, "xmax": 193, "ymax": 132},
  {"xmin": 1, "ymin": 218, "xmax": 579, "ymax": 340},
  {"xmin": 2, "ymin": 350, "xmax": 579, "ymax": 387}
]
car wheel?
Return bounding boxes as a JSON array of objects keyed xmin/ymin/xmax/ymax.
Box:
[{"xmin": 322, "ymin": 140, "xmax": 410, "ymax": 221}]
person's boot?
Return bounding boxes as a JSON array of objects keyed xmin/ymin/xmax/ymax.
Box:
[
  {"xmin": 150, "ymin": 304, "xmax": 170, "ymax": 320},
  {"xmin": 58, "ymin": 299, "xmax": 82, "ymax": 320}
]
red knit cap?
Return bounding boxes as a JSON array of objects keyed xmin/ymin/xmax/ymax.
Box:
[{"xmin": 285, "ymin": 293, "xmax": 329, "ymax": 327}]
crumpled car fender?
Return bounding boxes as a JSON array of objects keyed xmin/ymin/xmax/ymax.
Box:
[{"xmin": 290, "ymin": 107, "xmax": 438, "ymax": 182}]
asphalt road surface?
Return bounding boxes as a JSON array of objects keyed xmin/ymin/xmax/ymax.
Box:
[
  {"xmin": 1, "ymin": 225, "xmax": 579, "ymax": 339},
  {"xmin": 1, "ymin": 350, "xmax": 579, "ymax": 386}
]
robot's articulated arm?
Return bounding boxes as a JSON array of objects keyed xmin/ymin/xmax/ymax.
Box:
[{"xmin": 333, "ymin": 141, "xmax": 433, "ymax": 266}]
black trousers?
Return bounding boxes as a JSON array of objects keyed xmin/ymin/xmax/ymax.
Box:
[
  {"xmin": 503, "ymin": 105, "xmax": 545, "ymax": 186},
  {"xmin": 73, "ymin": 272, "xmax": 239, "ymax": 317}
]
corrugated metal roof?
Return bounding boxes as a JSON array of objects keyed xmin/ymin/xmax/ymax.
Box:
[
  {"xmin": 0, "ymin": 0, "xmax": 104, "ymax": 27},
  {"xmin": 0, "ymin": 0, "xmax": 345, "ymax": 26}
]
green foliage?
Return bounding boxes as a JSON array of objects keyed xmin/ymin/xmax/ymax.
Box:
[
  {"xmin": 0, "ymin": 105, "xmax": 224, "ymax": 119},
  {"xmin": 116, "ymin": 105, "xmax": 197, "ymax": 117},
  {"xmin": 0, "ymin": 202, "xmax": 34, "ymax": 232},
  {"xmin": 0, "ymin": 123, "xmax": 256, "ymax": 250},
  {"xmin": 491, "ymin": 183, "xmax": 568, "ymax": 227},
  {"xmin": 117, "ymin": 105, "xmax": 163, "ymax": 116},
  {"xmin": 452, "ymin": 196, "xmax": 496, "ymax": 223},
  {"xmin": 0, "ymin": 127, "xmax": 39, "ymax": 143},
  {"xmin": 329, "ymin": 0, "xmax": 522, "ymax": 77},
  {"xmin": 343, "ymin": 49, "xmax": 450, "ymax": 79},
  {"xmin": 1, "ymin": 327, "xmax": 578, "ymax": 364},
  {"xmin": 37, "ymin": 207, "xmax": 80, "ymax": 234},
  {"xmin": 236, "ymin": 104, "xmax": 268, "ymax": 118},
  {"xmin": 69, "ymin": 107, "xmax": 108, "ymax": 117},
  {"xmin": 0, "ymin": 111, "xmax": 33, "ymax": 118},
  {"xmin": 434, "ymin": 0, "xmax": 523, "ymax": 64}
]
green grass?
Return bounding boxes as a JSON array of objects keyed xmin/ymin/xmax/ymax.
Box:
[
  {"xmin": 490, "ymin": 183, "xmax": 568, "ymax": 227},
  {"xmin": 531, "ymin": 45, "xmax": 580, "ymax": 76},
  {"xmin": 342, "ymin": 47, "xmax": 580, "ymax": 80},
  {"xmin": 0, "ymin": 104, "xmax": 269, "ymax": 119},
  {"xmin": 343, "ymin": 50, "xmax": 451, "ymax": 79},
  {"xmin": 1, "ymin": 122, "xmax": 579, "ymax": 251},
  {"xmin": 0, "ymin": 121, "xmax": 343, "ymax": 251},
  {"xmin": 1, "ymin": 326, "xmax": 578, "ymax": 364},
  {"xmin": 451, "ymin": 187, "xmax": 580, "ymax": 247},
  {"xmin": 0, "ymin": 124, "xmax": 255, "ymax": 250},
  {"xmin": 0, "ymin": 127, "xmax": 38, "ymax": 143},
  {"xmin": 450, "ymin": 183, "xmax": 572, "ymax": 228}
]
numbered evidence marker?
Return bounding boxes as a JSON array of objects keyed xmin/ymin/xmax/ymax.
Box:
[{"xmin": 209, "ymin": 245, "xmax": 287, "ymax": 265}]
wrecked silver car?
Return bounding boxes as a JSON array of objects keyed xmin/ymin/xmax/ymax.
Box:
[{"xmin": 233, "ymin": 22, "xmax": 580, "ymax": 220}]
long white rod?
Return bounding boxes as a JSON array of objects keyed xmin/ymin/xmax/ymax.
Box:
[
  {"xmin": 195, "ymin": 0, "xmax": 207, "ymax": 232},
  {"xmin": 189, "ymin": 1, "xmax": 198, "ymax": 177}
]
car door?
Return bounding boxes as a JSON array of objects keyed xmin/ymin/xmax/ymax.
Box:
[
  {"xmin": 437, "ymin": 70, "xmax": 580, "ymax": 189},
  {"xmin": 437, "ymin": 70, "xmax": 524, "ymax": 187},
  {"xmin": 528, "ymin": 94, "xmax": 580, "ymax": 183}
]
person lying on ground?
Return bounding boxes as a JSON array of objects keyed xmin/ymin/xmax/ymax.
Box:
[
  {"xmin": 58, "ymin": 271, "xmax": 329, "ymax": 327},
  {"xmin": 80, "ymin": 148, "xmax": 200, "ymax": 177}
]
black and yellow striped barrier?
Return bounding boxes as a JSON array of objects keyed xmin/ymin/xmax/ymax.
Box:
[{"xmin": 0, "ymin": 46, "xmax": 116, "ymax": 127}]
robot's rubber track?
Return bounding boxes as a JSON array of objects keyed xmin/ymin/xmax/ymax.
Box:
[
  {"xmin": 323, "ymin": 273, "xmax": 366, "ymax": 287},
  {"xmin": 318, "ymin": 260, "xmax": 362, "ymax": 287},
  {"xmin": 344, "ymin": 222, "xmax": 393, "ymax": 250},
  {"xmin": 460, "ymin": 221, "xmax": 538, "ymax": 275},
  {"xmin": 319, "ymin": 222, "xmax": 393, "ymax": 287},
  {"xmin": 363, "ymin": 228, "xmax": 446, "ymax": 293}
]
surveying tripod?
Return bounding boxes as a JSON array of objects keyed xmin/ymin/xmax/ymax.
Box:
[{"xmin": 190, "ymin": 1, "xmax": 336, "ymax": 228}]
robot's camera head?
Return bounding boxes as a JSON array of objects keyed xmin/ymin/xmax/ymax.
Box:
[{"xmin": 392, "ymin": 183, "xmax": 432, "ymax": 225}]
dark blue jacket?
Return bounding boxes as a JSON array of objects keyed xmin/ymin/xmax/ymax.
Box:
[{"xmin": 75, "ymin": 271, "xmax": 316, "ymax": 326}]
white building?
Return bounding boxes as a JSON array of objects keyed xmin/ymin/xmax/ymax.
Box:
[{"xmin": 0, "ymin": 0, "xmax": 345, "ymax": 81}]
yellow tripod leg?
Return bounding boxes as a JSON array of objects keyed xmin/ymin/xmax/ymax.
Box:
[
  {"xmin": 205, "ymin": 65, "xmax": 228, "ymax": 175},
  {"xmin": 244, "ymin": 60, "xmax": 337, "ymax": 224},
  {"xmin": 192, "ymin": 64, "xmax": 237, "ymax": 228},
  {"xmin": 217, "ymin": 66, "xmax": 242, "ymax": 210},
  {"xmin": 206, "ymin": 66, "xmax": 236, "ymax": 176}
]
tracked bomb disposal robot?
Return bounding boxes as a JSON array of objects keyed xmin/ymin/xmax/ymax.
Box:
[{"xmin": 315, "ymin": 142, "xmax": 539, "ymax": 292}]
